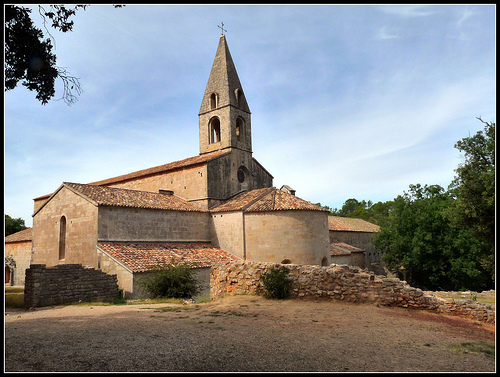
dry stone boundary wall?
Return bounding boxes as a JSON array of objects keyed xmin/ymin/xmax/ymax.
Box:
[
  {"xmin": 24, "ymin": 264, "xmax": 119, "ymax": 308},
  {"xmin": 210, "ymin": 261, "xmax": 495, "ymax": 324}
]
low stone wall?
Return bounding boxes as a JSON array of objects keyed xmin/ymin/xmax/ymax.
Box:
[
  {"xmin": 24, "ymin": 264, "xmax": 119, "ymax": 308},
  {"xmin": 210, "ymin": 261, "xmax": 495, "ymax": 324}
]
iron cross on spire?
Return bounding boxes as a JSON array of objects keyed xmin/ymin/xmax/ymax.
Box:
[{"xmin": 218, "ymin": 22, "xmax": 227, "ymax": 35}]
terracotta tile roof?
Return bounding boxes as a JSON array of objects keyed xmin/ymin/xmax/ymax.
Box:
[
  {"xmin": 211, "ymin": 187, "xmax": 329, "ymax": 213},
  {"xmin": 211, "ymin": 187, "xmax": 274, "ymax": 212},
  {"xmin": 98, "ymin": 242, "xmax": 239, "ymax": 273},
  {"xmin": 330, "ymin": 242, "xmax": 364, "ymax": 256},
  {"xmin": 5, "ymin": 228, "xmax": 32, "ymax": 243},
  {"xmin": 64, "ymin": 182, "xmax": 205, "ymax": 212},
  {"xmin": 328, "ymin": 216, "xmax": 380, "ymax": 233},
  {"xmin": 89, "ymin": 150, "xmax": 230, "ymax": 186}
]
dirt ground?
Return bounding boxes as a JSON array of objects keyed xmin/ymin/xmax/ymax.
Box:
[{"xmin": 4, "ymin": 295, "xmax": 495, "ymax": 372}]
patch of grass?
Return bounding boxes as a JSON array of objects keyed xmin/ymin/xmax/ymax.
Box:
[
  {"xmin": 131, "ymin": 297, "xmax": 185, "ymax": 305},
  {"xmin": 205, "ymin": 310, "xmax": 247, "ymax": 317},
  {"xmin": 448, "ymin": 341, "xmax": 495, "ymax": 357},
  {"xmin": 5, "ymin": 286, "xmax": 25, "ymax": 308},
  {"xmin": 195, "ymin": 295, "xmax": 212, "ymax": 304}
]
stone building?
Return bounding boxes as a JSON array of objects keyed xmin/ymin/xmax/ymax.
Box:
[
  {"xmin": 8, "ymin": 35, "xmax": 332, "ymax": 298},
  {"xmin": 4, "ymin": 228, "xmax": 32, "ymax": 286},
  {"xmin": 328, "ymin": 216, "xmax": 381, "ymax": 270}
]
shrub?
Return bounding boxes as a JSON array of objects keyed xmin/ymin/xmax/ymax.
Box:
[
  {"xmin": 260, "ymin": 267, "xmax": 291, "ymax": 299},
  {"xmin": 138, "ymin": 261, "xmax": 202, "ymax": 299},
  {"xmin": 112, "ymin": 289, "xmax": 126, "ymax": 305}
]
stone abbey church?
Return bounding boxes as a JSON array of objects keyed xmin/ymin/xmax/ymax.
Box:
[{"xmin": 6, "ymin": 36, "xmax": 380, "ymax": 298}]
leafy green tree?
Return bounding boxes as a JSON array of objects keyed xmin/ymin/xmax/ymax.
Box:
[
  {"xmin": 376, "ymin": 184, "xmax": 491, "ymax": 291},
  {"xmin": 446, "ymin": 118, "xmax": 495, "ymax": 281},
  {"xmin": 344, "ymin": 200, "xmax": 393, "ymax": 226},
  {"xmin": 337, "ymin": 198, "xmax": 372, "ymax": 217},
  {"xmin": 5, "ymin": 215, "xmax": 29, "ymax": 236}
]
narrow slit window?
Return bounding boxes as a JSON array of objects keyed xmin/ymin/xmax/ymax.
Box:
[
  {"xmin": 59, "ymin": 216, "xmax": 66, "ymax": 260},
  {"xmin": 210, "ymin": 93, "xmax": 218, "ymax": 110}
]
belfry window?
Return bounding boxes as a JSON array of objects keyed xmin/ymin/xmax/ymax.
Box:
[
  {"xmin": 209, "ymin": 117, "xmax": 221, "ymax": 144},
  {"xmin": 236, "ymin": 118, "xmax": 244, "ymax": 142},
  {"xmin": 59, "ymin": 216, "xmax": 66, "ymax": 260},
  {"xmin": 210, "ymin": 93, "xmax": 218, "ymax": 110}
]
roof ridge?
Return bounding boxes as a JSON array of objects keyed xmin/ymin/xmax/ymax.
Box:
[{"xmin": 89, "ymin": 150, "xmax": 230, "ymax": 186}]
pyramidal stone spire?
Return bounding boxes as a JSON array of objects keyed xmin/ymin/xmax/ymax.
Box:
[
  {"xmin": 199, "ymin": 35, "xmax": 250, "ymax": 114},
  {"xmin": 198, "ymin": 35, "xmax": 253, "ymax": 155}
]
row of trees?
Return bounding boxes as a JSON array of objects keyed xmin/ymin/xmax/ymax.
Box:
[{"xmin": 324, "ymin": 119, "xmax": 495, "ymax": 292}]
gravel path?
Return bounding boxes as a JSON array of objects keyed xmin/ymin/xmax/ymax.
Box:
[{"xmin": 4, "ymin": 295, "xmax": 495, "ymax": 372}]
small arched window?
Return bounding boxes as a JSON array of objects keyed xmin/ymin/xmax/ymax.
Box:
[
  {"xmin": 209, "ymin": 117, "xmax": 221, "ymax": 144},
  {"xmin": 210, "ymin": 93, "xmax": 218, "ymax": 110},
  {"xmin": 59, "ymin": 216, "xmax": 67, "ymax": 260},
  {"xmin": 234, "ymin": 88, "xmax": 243, "ymax": 106}
]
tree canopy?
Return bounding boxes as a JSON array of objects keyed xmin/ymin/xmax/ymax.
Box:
[
  {"xmin": 5, "ymin": 215, "xmax": 29, "ymax": 237},
  {"xmin": 374, "ymin": 184, "xmax": 492, "ymax": 291},
  {"xmin": 329, "ymin": 118, "xmax": 495, "ymax": 291}
]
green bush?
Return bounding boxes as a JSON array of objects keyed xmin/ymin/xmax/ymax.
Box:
[
  {"xmin": 138, "ymin": 262, "xmax": 202, "ymax": 299},
  {"xmin": 112, "ymin": 289, "xmax": 126, "ymax": 305},
  {"xmin": 260, "ymin": 267, "xmax": 291, "ymax": 299}
]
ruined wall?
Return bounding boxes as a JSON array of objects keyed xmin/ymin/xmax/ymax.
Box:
[
  {"xmin": 24, "ymin": 264, "xmax": 119, "ymax": 308},
  {"xmin": 210, "ymin": 261, "xmax": 495, "ymax": 324},
  {"xmin": 97, "ymin": 248, "xmax": 135, "ymax": 298}
]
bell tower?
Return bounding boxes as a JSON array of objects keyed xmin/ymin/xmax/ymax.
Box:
[{"xmin": 199, "ymin": 35, "xmax": 252, "ymax": 155}]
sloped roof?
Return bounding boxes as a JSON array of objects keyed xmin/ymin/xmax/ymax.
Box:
[
  {"xmin": 48, "ymin": 182, "xmax": 205, "ymax": 213},
  {"xmin": 34, "ymin": 150, "xmax": 230, "ymax": 201},
  {"xmin": 330, "ymin": 242, "xmax": 364, "ymax": 256},
  {"xmin": 328, "ymin": 216, "xmax": 380, "ymax": 233},
  {"xmin": 89, "ymin": 150, "xmax": 229, "ymax": 187},
  {"xmin": 98, "ymin": 242, "xmax": 239, "ymax": 273},
  {"xmin": 211, "ymin": 187, "xmax": 329, "ymax": 213},
  {"xmin": 5, "ymin": 228, "xmax": 32, "ymax": 243}
]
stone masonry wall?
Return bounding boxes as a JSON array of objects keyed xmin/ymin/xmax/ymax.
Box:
[
  {"xmin": 24, "ymin": 264, "xmax": 119, "ymax": 308},
  {"xmin": 210, "ymin": 261, "xmax": 495, "ymax": 324}
]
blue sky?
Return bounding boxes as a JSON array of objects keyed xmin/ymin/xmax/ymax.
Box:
[{"xmin": 4, "ymin": 4, "xmax": 496, "ymax": 227}]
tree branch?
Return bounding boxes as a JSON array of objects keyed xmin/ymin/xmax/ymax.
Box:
[{"xmin": 55, "ymin": 67, "xmax": 83, "ymax": 105}]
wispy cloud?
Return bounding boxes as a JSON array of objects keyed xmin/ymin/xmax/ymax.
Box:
[
  {"xmin": 378, "ymin": 5, "xmax": 436, "ymax": 17},
  {"xmin": 4, "ymin": 5, "xmax": 495, "ymax": 225},
  {"xmin": 376, "ymin": 26, "xmax": 401, "ymax": 40}
]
